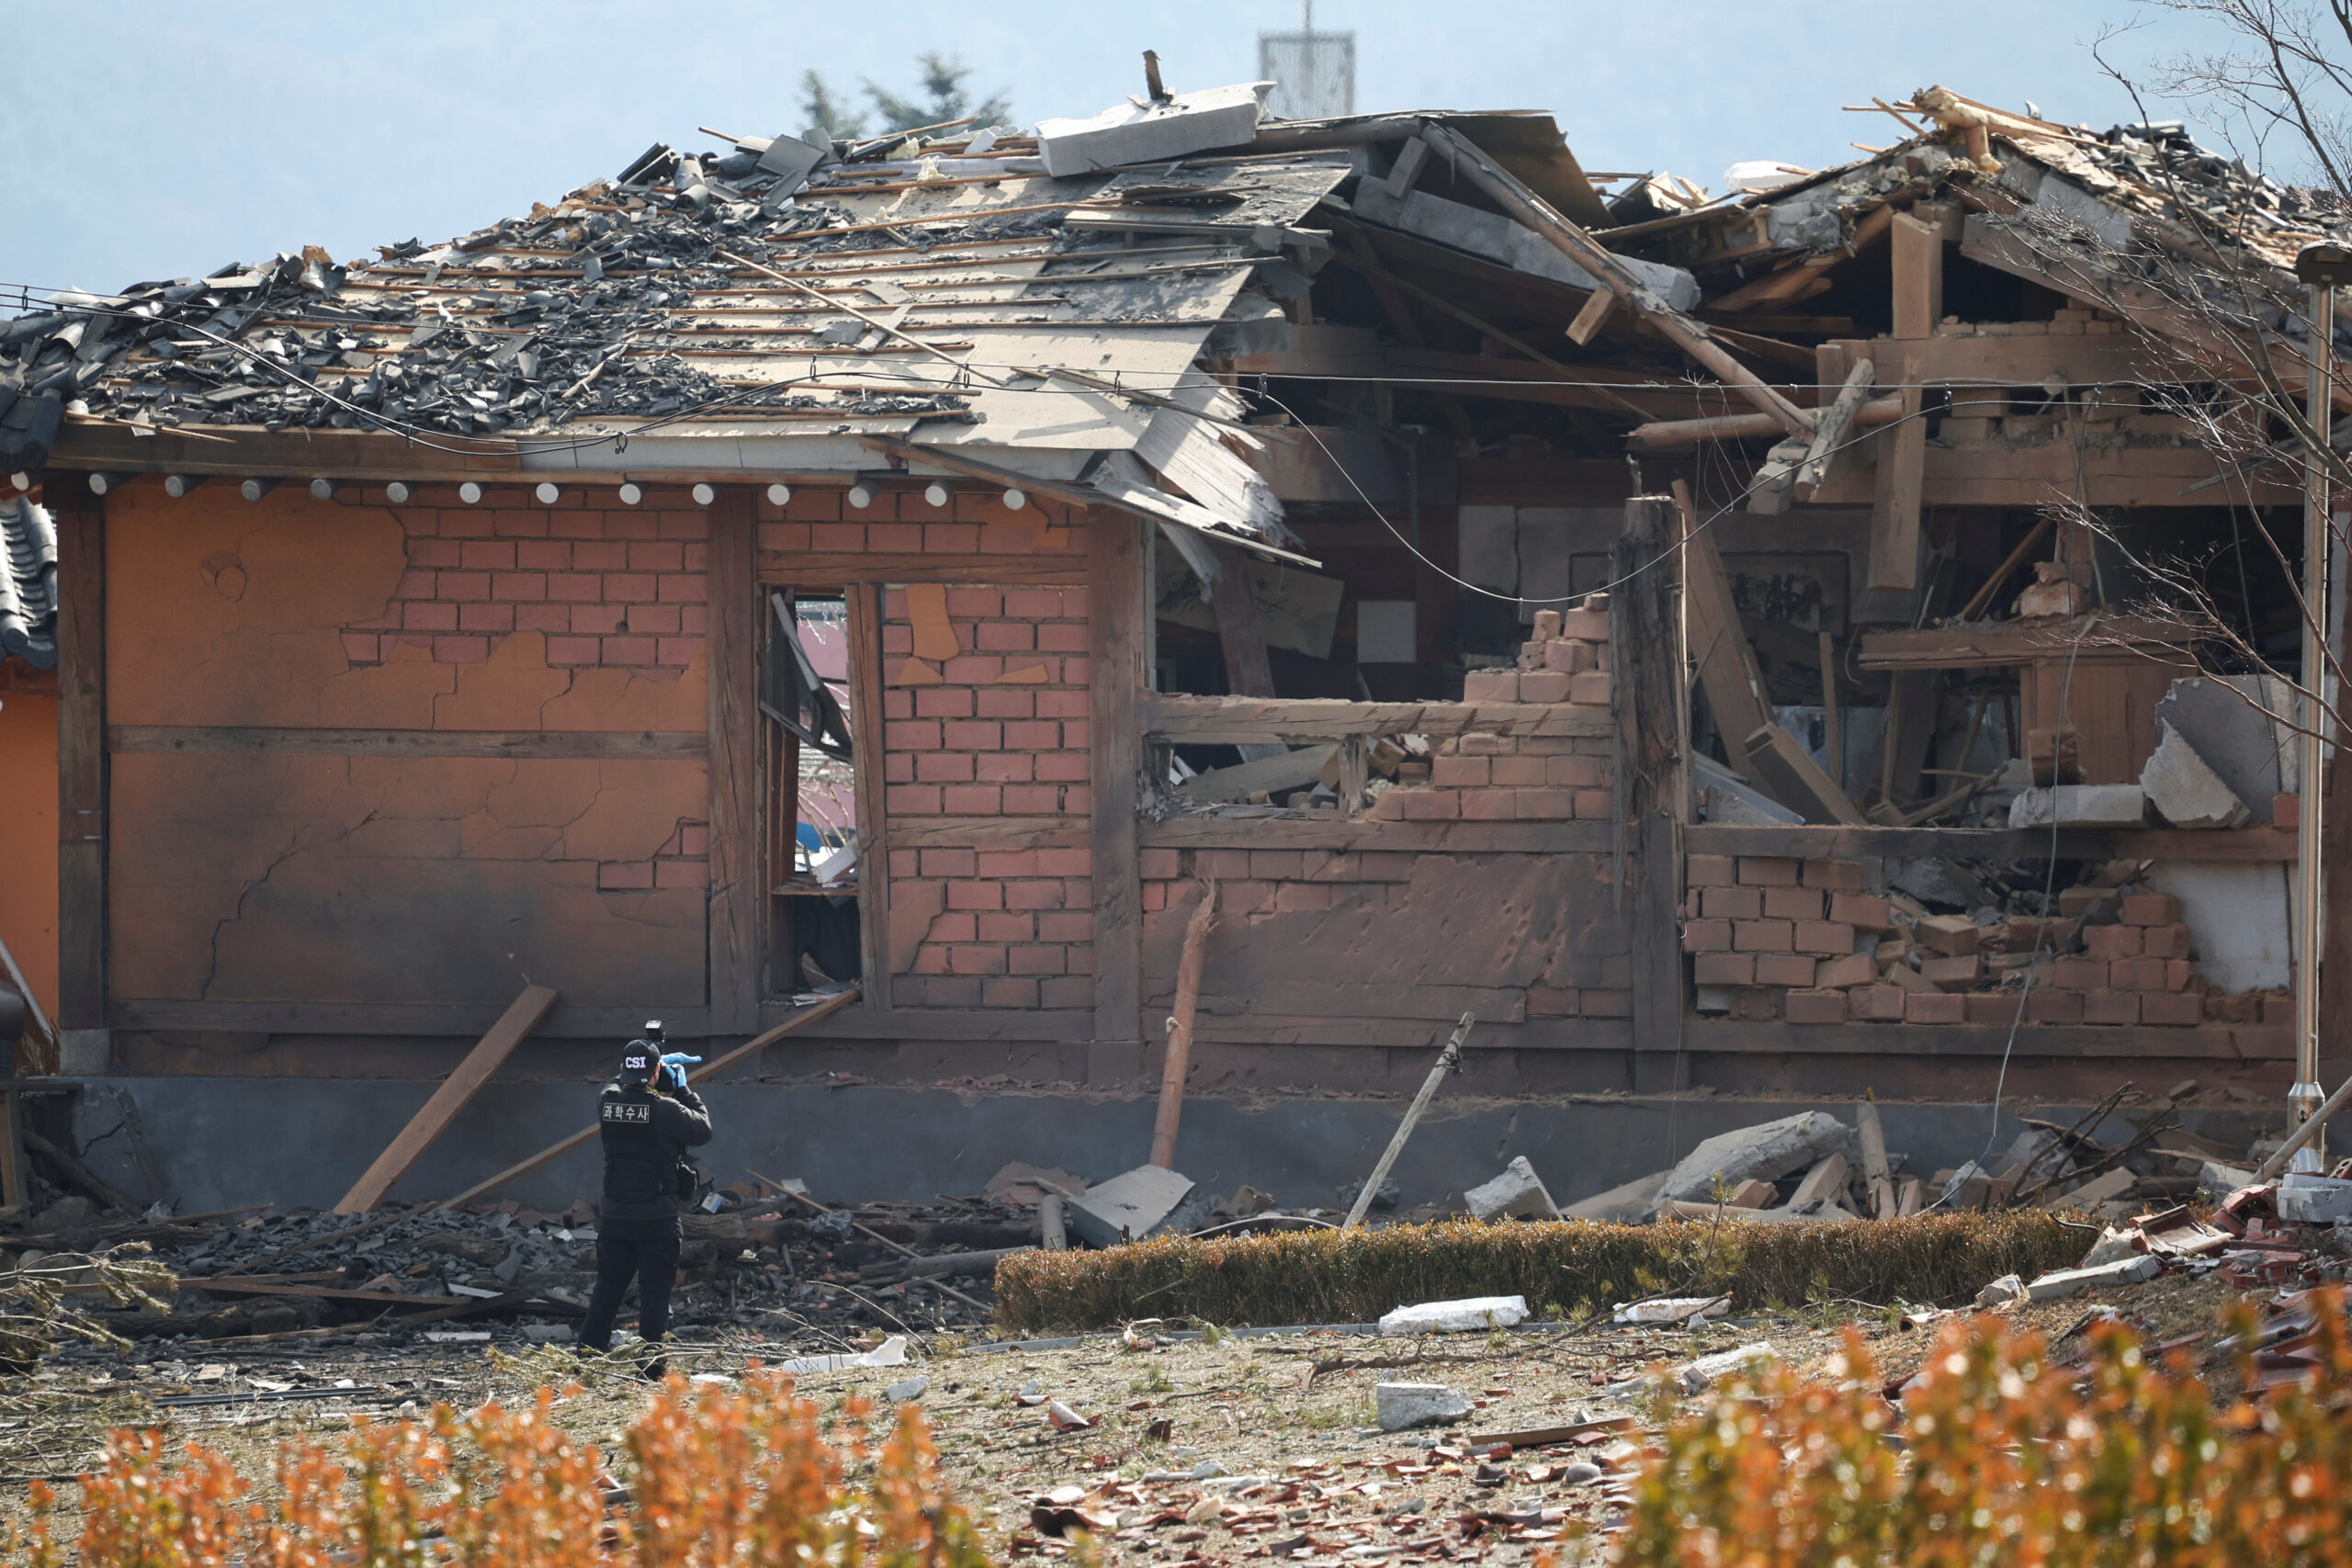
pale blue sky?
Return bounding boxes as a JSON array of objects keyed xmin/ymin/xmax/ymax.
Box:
[{"xmin": 0, "ymin": 0, "xmax": 2248, "ymax": 297}]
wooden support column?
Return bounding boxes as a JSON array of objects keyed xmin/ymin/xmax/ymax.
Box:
[
  {"xmin": 55, "ymin": 490, "xmax": 106, "ymax": 1034},
  {"xmin": 847, "ymin": 584, "xmax": 892, "ymax": 1009},
  {"xmin": 706, "ymin": 486, "xmax": 762, "ymax": 1036},
  {"xmin": 1870, "ymin": 214, "xmax": 1939, "ymax": 592},
  {"xmin": 1089, "ymin": 510, "xmax": 1146, "ymax": 1070},
  {"xmin": 1207, "ymin": 542, "xmax": 1276, "ymax": 697},
  {"xmin": 1616, "ymin": 496, "xmax": 1686, "ymax": 1084}
]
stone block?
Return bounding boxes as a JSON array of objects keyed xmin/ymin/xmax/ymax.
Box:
[
  {"xmin": 1802, "ymin": 857, "xmax": 1865, "ymax": 892},
  {"xmin": 1699, "ymin": 886, "xmax": 1764, "ymax": 919},
  {"xmin": 1567, "ymin": 671, "xmax": 1611, "ymax": 705},
  {"xmin": 1919, "ymin": 953, "xmax": 1983, "ymax": 985},
  {"xmin": 1693, "ymin": 952, "xmax": 1756, "ymax": 986},
  {"xmin": 1464, "ymin": 1156, "xmax": 1560, "ymax": 1221},
  {"xmin": 1916, "ymin": 915, "xmax": 1980, "ymax": 956},
  {"xmin": 1794, "ymin": 920, "xmax": 1857, "ymax": 956},
  {"xmin": 1375, "ymin": 1383, "xmax": 1474, "ymax": 1431},
  {"xmin": 1658, "ymin": 1111, "xmax": 1850, "ymax": 1202},
  {"xmin": 2082, "ymin": 989, "xmax": 2142, "ymax": 1025},
  {"xmin": 1905, "ymin": 991, "xmax": 1966, "ymax": 1024},
  {"xmin": 1557, "ymin": 608, "xmax": 1611, "ymax": 641},
  {"xmin": 1540, "ymin": 638, "xmax": 1591, "ymax": 672},
  {"xmin": 1682, "ymin": 919, "xmax": 1734, "ymax": 953},
  {"xmin": 1518, "ymin": 670, "xmax": 1572, "ymax": 704},
  {"xmin": 2141, "ymin": 720, "xmax": 2251, "ymax": 830},
  {"xmin": 1849, "ymin": 986, "xmax": 1907, "ymax": 1021},
  {"xmin": 1784, "ymin": 988, "xmax": 1849, "ymax": 1023},
  {"xmin": 1827, "ymin": 892, "xmax": 1893, "ymax": 931},
  {"xmin": 1463, "ymin": 669, "xmax": 1521, "ymax": 701},
  {"xmin": 1815, "ymin": 952, "xmax": 1876, "ymax": 989}
]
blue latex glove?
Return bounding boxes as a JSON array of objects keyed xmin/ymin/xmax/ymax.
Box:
[{"xmin": 660, "ymin": 1051, "xmax": 702, "ymax": 1090}]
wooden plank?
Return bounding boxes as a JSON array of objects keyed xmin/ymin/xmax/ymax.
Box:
[
  {"xmin": 1812, "ymin": 439, "xmax": 2299, "ymax": 509},
  {"xmin": 1857, "ymin": 1100, "xmax": 1894, "ymax": 1219},
  {"xmin": 109, "ymin": 998, "xmax": 703, "ymax": 1038},
  {"xmin": 752, "ymin": 1001, "xmax": 1092, "ymax": 1042},
  {"xmin": 845, "ymin": 584, "xmax": 892, "ymax": 1009},
  {"xmin": 331, "ymin": 985, "xmax": 558, "ymax": 1214},
  {"xmin": 1890, "ymin": 211, "xmax": 1944, "ymax": 340},
  {"xmin": 0, "ymin": 1093, "xmax": 23, "ymax": 1212},
  {"xmin": 1184, "ymin": 1013, "xmax": 1634, "ymax": 1049},
  {"xmin": 1089, "ymin": 510, "xmax": 1146, "ymax": 1047},
  {"xmin": 50, "ymin": 421, "xmax": 524, "ymax": 478},
  {"xmin": 1866, "ymin": 353, "xmax": 1926, "ymax": 592},
  {"xmin": 1859, "ymin": 619, "xmax": 2193, "ymax": 670},
  {"xmin": 755, "ymin": 553, "xmax": 1088, "ymax": 585},
  {"xmin": 55, "ymin": 489, "xmax": 106, "ymax": 1031},
  {"xmin": 1143, "ymin": 694, "xmax": 1613, "ymax": 741},
  {"xmin": 108, "ymin": 727, "xmax": 707, "ymax": 759},
  {"xmin": 1617, "ymin": 497, "xmax": 1685, "ymax": 1065},
  {"xmin": 1139, "ymin": 818, "xmax": 1616, "ymax": 852},
  {"xmin": 888, "ymin": 816, "xmax": 1089, "ymax": 851},
  {"xmin": 1686, "ymin": 822, "xmax": 2294, "ymax": 863},
  {"xmin": 1207, "ymin": 541, "xmax": 1277, "ymax": 697},
  {"xmin": 438, "ymin": 985, "xmax": 860, "ymax": 1209},
  {"xmin": 706, "ymin": 485, "xmax": 763, "ymax": 1035},
  {"xmin": 1685, "ymin": 1019, "xmax": 2296, "ymax": 1059},
  {"xmin": 1679, "ymin": 491, "xmax": 1860, "ymax": 824},
  {"xmin": 1818, "ymin": 332, "xmax": 2166, "ymax": 393}
]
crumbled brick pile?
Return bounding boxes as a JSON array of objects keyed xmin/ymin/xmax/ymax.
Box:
[
  {"xmin": 1683, "ymin": 855, "xmax": 2288, "ymax": 1027},
  {"xmin": 1369, "ymin": 597, "xmax": 1614, "ymax": 824}
]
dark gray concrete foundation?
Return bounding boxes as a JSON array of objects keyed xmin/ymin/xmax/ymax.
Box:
[{"xmin": 62, "ymin": 1077, "xmax": 2282, "ymax": 1218}]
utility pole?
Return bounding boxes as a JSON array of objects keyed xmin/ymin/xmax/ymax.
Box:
[{"xmin": 2291, "ymin": 243, "xmax": 2347, "ymax": 1171}]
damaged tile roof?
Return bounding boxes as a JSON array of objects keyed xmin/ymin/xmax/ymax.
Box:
[{"xmin": 0, "ymin": 497, "xmax": 57, "ymax": 671}]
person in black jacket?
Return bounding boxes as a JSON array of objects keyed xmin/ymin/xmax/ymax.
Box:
[{"xmin": 579, "ymin": 1023, "xmax": 712, "ymax": 1366}]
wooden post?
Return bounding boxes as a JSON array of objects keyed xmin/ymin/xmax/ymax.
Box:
[
  {"xmin": 1039, "ymin": 1193, "xmax": 1068, "ymax": 1250},
  {"xmin": 1089, "ymin": 510, "xmax": 1146, "ymax": 1063},
  {"xmin": 706, "ymin": 486, "xmax": 762, "ymax": 1035},
  {"xmin": 1890, "ymin": 210, "xmax": 1945, "ymax": 339},
  {"xmin": 1207, "ymin": 543, "xmax": 1275, "ymax": 697},
  {"xmin": 1818, "ymin": 630, "xmax": 1842, "ymax": 793},
  {"xmin": 1857, "ymin": 1100, "xmax": 1895, "ymax": 1219},
  {"xmin": 1150, "ymin": 881, "xmax": 1217, "ymax": 1169},
  {"xmin": 1341, "ymin": 1011, "xmax": 1474, "ymax": 1231},
  {"xmin": 55, "ymin": 489, "xmax": 106, "ymax": 1034},
  {"xmin": 1617, "ymin": 497, "xmax": 1687, "ymax": 1077},
  {"xmin": 846, "ymin": 584, "xmax": 892, "ymax": 1008},
  {"xmin": 1868, "ymin": 353, "xmax": 1927, "ymax": 592}
]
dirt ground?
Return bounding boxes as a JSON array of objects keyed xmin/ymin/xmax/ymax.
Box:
[{"xmin": 0, "ymin": 1269, "xmax": 2256, "ymax": 1558}]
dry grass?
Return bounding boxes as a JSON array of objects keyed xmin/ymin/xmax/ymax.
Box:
[{"xmin": 993, "ymin": 1213, "xmax": 2088, "ymax": 1332}]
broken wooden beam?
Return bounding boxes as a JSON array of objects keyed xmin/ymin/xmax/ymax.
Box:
[
  {"xmin": 1632, "ymin": 398, "xmax": 1902, "ymax": 448},
  {"xmin": 1794, "ymin": 357, "xmax": 1877, "ymax": 496},
  {"xmin": 1151, "ymin": 881, "xmax": 1218, "ymax": 1170},
  {"xmin": 1866, "ymin": 352, "xmax": 1927, "ymax": 592},
  {"xmin": 436, "ymin": 986, "xmax": 861, "ymax": 1210},
  {"xmin": 334, "ymin": 984, "xmax": 558, "ymax": 1215}
]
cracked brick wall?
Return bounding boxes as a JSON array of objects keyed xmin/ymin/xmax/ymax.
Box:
[{"xmin": 104, "ymin": 485, "xmax": 709, "ymax": 1012}]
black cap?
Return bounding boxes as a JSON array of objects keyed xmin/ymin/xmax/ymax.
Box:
[{"xmin": 618, "ymin": 1041, "xmax": 657, "ymax": 1084}]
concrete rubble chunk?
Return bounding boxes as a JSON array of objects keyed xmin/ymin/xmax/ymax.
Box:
[
  {"xmin": 2140, "ymin": 722, "xmax": 2251, "ymax": 829},
  {"xmin": 1975, "ymin": 1272, "xmax": 2028, "ymax": 1308},
  {"xmin": 1067, "ymin": 1165, "xmax": 1200, "ymax": 1248},
  {"xmin": 2009, "ymin": 784, "xmax": 2149, "ymax": 829},
  {"xmin": 1562, "ymin": 1170, "xmax": 1669, "ymax": 1222},
  {"xmin": 1464, "ymin": 1156, "xmax": 1560, "ymax": 1221},
  {"xmin": 1679, "ymin": 1342, "xmax": 1777, "ymax": 1393},
  {"xmin": 2278, "ymin": 1173, "xmax": 2352, "ymax": 1224},
  {"xmin": 1560, "ymin": 1461, "xmax": 1605, "ymax": 1485},
  {"xmin": 1613, "ymin": 1296, "xmax": 1728, "ymax": 1324},
  {"xmin": 2024, "ymin": 1254, "xmax": 2162, "ymax": 1301},
  {"xmin": 1378, "ymin": 1295, "xmax": 1531, "ymax": 1336},
  {"xmin": 1660, "ymin": 1111, "xmax": 1851, "ymax": 1202},
  {"xmin": 883, "ymin": 1373, "xmax": 929, "ymax": 1403},
  {"xmin": 1375, "ymin": 1382, "xmax": 1474, "ymax": 1431},
  {"xmin": 2199, "ymin": 1161, "xmax": 2257, "ymax": 1201},
  {"xmin": 2076, "ymin": 1226, "xmax": 2140, "ymax": 1269},
  {"xmin": 1037, "ymin": 81, "xmax": 1270, "ymax": 176}
]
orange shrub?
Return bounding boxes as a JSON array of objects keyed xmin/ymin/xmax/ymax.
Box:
[
  {"xmin": 1614, "ymin": 1285, "xmax": 2352, "ymax": 1567},
  {"xmin": 13, "ymin": 1370, "xmax": 989, "ymax": 1568}
]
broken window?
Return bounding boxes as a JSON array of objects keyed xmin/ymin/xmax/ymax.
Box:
[{"xmin": 763, "ymin": 591, "xmax": 861, "ymax": 997}]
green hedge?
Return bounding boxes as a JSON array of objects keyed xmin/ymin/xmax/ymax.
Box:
[{"xmin": 992, "ymin": 1213, "xmax": 2086, "ymax": 1332}]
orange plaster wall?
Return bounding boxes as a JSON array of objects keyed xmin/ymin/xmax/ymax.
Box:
[{"xmin": 0, "ymin": 688, "xmax": 59, "ymax": 1017}]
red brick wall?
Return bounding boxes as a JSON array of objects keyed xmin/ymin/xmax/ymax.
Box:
[
  {"xmin": 343, "ymin": 497, "xmax": 708, "ymax": 674},
  {"xmin": 880, "ymin": 584, "xmax": 1095, "ymax": 1011}
]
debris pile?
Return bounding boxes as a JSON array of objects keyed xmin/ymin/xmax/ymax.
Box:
[{"xmin": 1686, "ymin": 848, "xmax": 2287, "ymax": 1028}]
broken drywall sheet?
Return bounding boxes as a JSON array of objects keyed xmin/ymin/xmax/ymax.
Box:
[
  {"xmin": 1036, "ymin": 82, "xmax": 1270, "ymax": 176},
  {"xmin": 2154, "ymin": 677, "xmax": 2291, "ymax": 825},
  {"xmin": 2140, "ymin": 721, "xmax": 2251, "ymax": 829}
]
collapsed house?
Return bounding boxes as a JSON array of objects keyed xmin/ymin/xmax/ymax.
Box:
[{"xmin": 0, "ymin": 75, "xmax": 2339, "ymax": 1211}]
